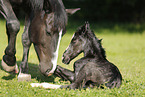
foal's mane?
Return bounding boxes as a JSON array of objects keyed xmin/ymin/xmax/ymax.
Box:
[{"xmin": 86, "ymin": 28, "xmax": 106, "ymax": 59}]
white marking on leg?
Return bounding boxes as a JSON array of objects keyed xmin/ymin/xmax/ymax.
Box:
[
  {"xmin": 31, "ymin": 82, "xmax": 61, "ymax": 89},
  {"xmin": 49, "ymin": 29, "xmax": 63, "ymax": 74},
  {"xmin": 18, "ymin": 73, "xmax": 31, "ymax": 82},
  {"xmin": 1, "ymin": 59, "xmax": 17, "ymax": 72}
]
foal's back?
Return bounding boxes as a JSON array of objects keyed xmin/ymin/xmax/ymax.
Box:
[
  {"xmin": 94, "ymin": 60, "xmax": 122, "ymax": 88},
  {"xmin": 74, "ymin": 58, "xmax": 122, "ymax": 89}
]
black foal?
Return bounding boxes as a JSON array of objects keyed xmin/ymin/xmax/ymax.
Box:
[{"xmin": 54, "ymin": 22, "xmax": 122, "ymax": 89}]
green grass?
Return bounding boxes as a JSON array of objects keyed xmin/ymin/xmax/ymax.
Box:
[{"xmin": 0, "ymin": 19, "xmax": 145, "ymax": 96}]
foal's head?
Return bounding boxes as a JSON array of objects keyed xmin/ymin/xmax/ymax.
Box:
[
  {"xmin": 62, "ymin": 22, "xmax": 106, "ymax": 64},
  {"xmin": 62, "ymin": 22, "xmax": 91, "ymax": 64}
]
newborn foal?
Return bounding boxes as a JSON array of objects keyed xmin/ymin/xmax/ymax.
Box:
[{"xmin": 54, "ymin": 22, "xmax": 122, "ymax": 89}]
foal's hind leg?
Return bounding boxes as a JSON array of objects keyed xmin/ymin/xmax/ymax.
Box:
[
  {"xmin": 18, "ymin": 15, "xmax": 32, "ymax": 81},
  {"xmin": 0, "ymin": 0, "xmax": 20, "ymax": 73},
  {"xmin": 61, "ymin": 65, "xmax": 87, "ymax": 89}
]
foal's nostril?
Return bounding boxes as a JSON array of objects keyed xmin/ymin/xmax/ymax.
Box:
[
  {"xmin": 62, "ymin": 55, "xmax": 70, "ymax": 65},
  {"xmin": 62, "ymin": 55, "xmax": 65, "ymax": 60},
  {"xmin": 62, "ymin": 53, "xmax": 67, "ymax": 60}
]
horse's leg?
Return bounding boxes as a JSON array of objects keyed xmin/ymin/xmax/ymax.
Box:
[
  {"xmin": 18, "ymin": 15, "xmax": 32, "ymax": 81},
  {"xmin": 54, "ymin": 65, "xmax": 75, "ymax": 83},
  {"xmin": 0, "ymin": 0, "xmax": 20, "ymax": 73}
]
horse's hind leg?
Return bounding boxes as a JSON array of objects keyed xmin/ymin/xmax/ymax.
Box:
[
  {"xmin": 0, "ymin": 0, "xmax": 20, "ymax": 73},
  {"xmin": 18, "ymin": 15, "xmax": 32, "ymax": 81}
]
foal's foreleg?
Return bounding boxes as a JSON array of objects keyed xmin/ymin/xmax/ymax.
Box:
[
  {"xmin": 0, "ymin": 0, "xmax": 20, "ymax": 73},
  {"xmin": 18, "ymin": 15, "xmax": 32, "ymax": 81},
  {"xmin": 54, "ymin": 65, "xmax": 75, "ymax": 83}
]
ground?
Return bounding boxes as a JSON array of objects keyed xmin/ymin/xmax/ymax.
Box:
[{"xmin": 0, "ymin": 19, "xmax": 145, "ymax": 96}]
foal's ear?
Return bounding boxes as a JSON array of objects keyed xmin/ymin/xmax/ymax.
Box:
[
  {"xmin": 66, "ymin": 8, "xmax": 80, "ymax": 15},
  {"xmin": 99, "ymin": 39, "xmax": 103, "ymax": 43},
  {"xmin": 85, "ymin": 21, "xmax": 90, "ymax": 30}
]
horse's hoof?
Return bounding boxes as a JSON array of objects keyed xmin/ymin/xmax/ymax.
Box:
[
  {"xmin": 18, "ymin": 73, "xmax": 31, "ymax": 82},
  {"xmin": 1, "ymin": 59, "xmax": 19, "ymax": 73}
]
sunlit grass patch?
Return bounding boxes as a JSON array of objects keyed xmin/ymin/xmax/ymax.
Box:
[{"xmin": 0, "ymin": 19, "xmax": 145, "ymax": 96}]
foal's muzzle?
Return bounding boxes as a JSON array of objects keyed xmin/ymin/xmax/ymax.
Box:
[{"xmin": 62, "ymin": 55, "xmax": 70, "ymax": 64}]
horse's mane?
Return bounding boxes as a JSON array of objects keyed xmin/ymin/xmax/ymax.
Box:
[
  {"xmin": 30, "ymin": 0, "xmax": 67, "ymax": 31},
  {"xmin": 52, "ymin": 0, "xmax": 67, "ymax": 31},
  {"xmin": 30, "ymin": 0, "xmax": 44, "ymax": 11},
  {"xmin": 87, "ymin": 29, "xmax": 106, "ymax": 59},
  {"xmin": 45, "ymin": 0, "xmax": 68, "ymax": 31}
]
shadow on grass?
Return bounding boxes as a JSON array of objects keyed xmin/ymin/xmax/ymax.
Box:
[
  {"xmin": 0, "ymin": 60, "xmax": 56, "ymax": 83},
  {"xmin": 2, "ymin": 74, "xmax": 16, "ymax": 80}
]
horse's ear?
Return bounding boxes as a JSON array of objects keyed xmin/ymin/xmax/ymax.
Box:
[{"xmin": 66, "ymin": 8, "xmax": 80, "ymax": 15}]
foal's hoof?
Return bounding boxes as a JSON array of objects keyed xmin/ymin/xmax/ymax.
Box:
[
  {"xmin": 1, "ymin": 59, "xmax": 19, "ymax": 73},
  {"xmin": 18, "ymin": 73, "xmax": 31, "ymax": 82}
]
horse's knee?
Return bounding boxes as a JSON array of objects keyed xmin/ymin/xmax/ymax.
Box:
[
  {"xmin": 6, "ymin": 20, "xmax": 20, "ymax": 33},
  {"xmin": 39, "ymin": 62, "xmax": 53, "ymax": 76},
  {"xmin": 22, "ymin": 33, "xmax": 31, "ymax": 47}
]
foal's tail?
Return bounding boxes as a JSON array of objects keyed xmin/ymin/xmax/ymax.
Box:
[
  {"xmin": 105, "ymin": 74, "xmax": 122, "ymax": 89},
  {"xmin": 114, "ymin": 75, "xmax": 122, "ymax": 88}
]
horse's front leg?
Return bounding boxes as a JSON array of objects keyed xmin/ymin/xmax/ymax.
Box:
[
  {"xmin": 18, "ymin": 15, "xmax": 32, "ymax": 81},
  {"xmin": 0, "ymin": 0, "xmax": 20, "ymax": 73}
]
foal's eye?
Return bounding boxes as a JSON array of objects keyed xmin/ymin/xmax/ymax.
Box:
[
  {"xmin": 72, "ymin": 40, "xmax": 77, "ymax": 44},
  {"xmin": 72, "ymin": 41, "xmax": 76, "ymax": 44}
]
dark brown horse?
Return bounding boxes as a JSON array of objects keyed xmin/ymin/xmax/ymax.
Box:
[{"xmin": 0, "ymin": 0, "xmax": 79, "ymax": 81}]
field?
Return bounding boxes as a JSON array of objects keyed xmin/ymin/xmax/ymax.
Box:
[{"xmin": 0, "ymin": 19, "xmax": 145, "ymax": 97}]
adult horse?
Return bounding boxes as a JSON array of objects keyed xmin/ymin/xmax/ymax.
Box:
[{"xmin": 0, "ymin": 0, "xmax": 79, "ymax": 81}]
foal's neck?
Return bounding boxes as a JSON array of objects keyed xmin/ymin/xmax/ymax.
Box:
[{"xmin": 83, "ymin": 36, "xmax": 106, "ymax": 60}]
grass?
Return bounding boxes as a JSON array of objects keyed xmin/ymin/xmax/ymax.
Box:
[{"xmin": 0, "ymin": 19, "xmax": 145, "ymax": 97}]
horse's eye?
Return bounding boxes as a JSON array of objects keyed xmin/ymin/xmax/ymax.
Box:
[{"xmin": 46, "ymin": 31, "xmax": 51, "ymax": 36}]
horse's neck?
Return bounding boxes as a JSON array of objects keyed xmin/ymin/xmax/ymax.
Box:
[{"xmin": 83, "ymin": 39, "xmax": 106, "ymax": 60}]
